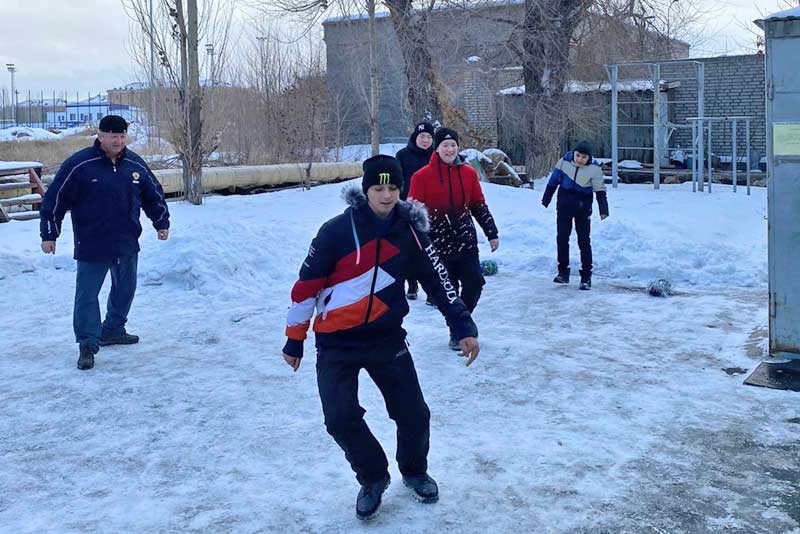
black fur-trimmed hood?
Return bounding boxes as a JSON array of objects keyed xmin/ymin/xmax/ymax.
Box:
[{"xmin": 341, "ymin": 183, "xmax": 430, "ymax": 233}]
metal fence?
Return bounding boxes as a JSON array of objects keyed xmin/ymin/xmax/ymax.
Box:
[{"xmin": 0, "ymin": 89, "xmax": 148, "ymax": 131}]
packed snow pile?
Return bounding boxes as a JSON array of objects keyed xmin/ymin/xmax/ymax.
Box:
[
  {"xmin": 0, "ymin": 127, "xmax": 59, "ymax": 141},
  {"xmin": 0, "ymin": 126, "xmax": 91, "ymax": 142}
]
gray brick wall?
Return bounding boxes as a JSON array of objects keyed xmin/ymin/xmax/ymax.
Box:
[{"xmin": 661, "ymin": 54, "xmax": 766, "ymax": 161}]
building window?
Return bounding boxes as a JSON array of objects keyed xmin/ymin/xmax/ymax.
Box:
[
  {"xmin": 59, "ymin": 115, "xmax": 64, "ymax": 121},
  {"xmin": 70, "ymin": 113, "xmax": 76, "ymax": 121},
  {"xmin": 96, "ymin": 113, "xmax": 102, "ymax": 120}
]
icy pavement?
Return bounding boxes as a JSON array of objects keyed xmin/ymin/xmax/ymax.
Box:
[{"xmin": 1, "ymin": 181, "xmax": 797, "ymax": 533}]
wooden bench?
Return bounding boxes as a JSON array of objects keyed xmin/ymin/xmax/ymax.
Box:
[{"xmin": 0, "ymin": 163, "xmax": 45, "ymax": 222}]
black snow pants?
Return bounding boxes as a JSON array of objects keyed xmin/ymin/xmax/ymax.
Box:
[
  {"xmin": 556, "ymin": 203, "xmax": 592, "ymax": 276},
  {"xmin": 440, "ymin": 252, "xmax": 485, "ymax": 313},
  {"xmin": 316, "ymin": 340, "xmax": 431, "ymax": 485}
]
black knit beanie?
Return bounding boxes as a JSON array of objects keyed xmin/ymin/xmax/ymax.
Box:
[
  {"xmin": 434, "ymin": 127, "xmax": 459, "ymax": 149},
  {"xmin": 98, "ymin": 115, "xmax": 128, "ymax": 133},
  {"xmin": 573, "ymin": 140, "xmax": 593, "ymax": 160},
  {"xmin": 362, "ymin": 155, "xmax": 404, "ymax": 193}
]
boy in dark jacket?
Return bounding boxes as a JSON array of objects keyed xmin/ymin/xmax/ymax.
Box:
[
  {"xmin": 541, "ymin": 140, "xmax": 609, "ymax": 290},
  {"xmin": 396, "ymin": 121, "xmax": 434, "ymax": 300},
  {"xmin": 282, "ymin": 155, "xmax": 480, "ymax": 521}
]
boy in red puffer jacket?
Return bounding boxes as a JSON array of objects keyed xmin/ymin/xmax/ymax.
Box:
[{"xmin": 408, "ymin": 128, "xmax": 499, "ymax": 350}]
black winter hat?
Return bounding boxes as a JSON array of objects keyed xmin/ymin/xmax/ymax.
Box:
[
  {"xmin": 362, "ymin": 155, "xmax": 404, "ymax": 193},
  {"xmin": 413, "ymin": 122, "xmax": 435, "ymax": 137},
  {"xmin": 434, "ymin": 127, "xmax": 459, "ymax": 149},
  {"xmin": 573, "ymin": 140, "xmax": 593, "ymax": 160},
  {"xmin": 99, "ymin": 115, "xmax": 128, "ymax": 133}
]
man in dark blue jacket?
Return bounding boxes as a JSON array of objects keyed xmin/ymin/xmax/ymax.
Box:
[
  {"xmin": 39, "ymin": 115, "xmax": 171, "ymax": 370},
  {"xmin": 395, "ymin": 121, "xmax": 434, "ymax": 300},
  {"xmin": 282, "ymin": 155, "xmax": 479, "ymax": 521}
]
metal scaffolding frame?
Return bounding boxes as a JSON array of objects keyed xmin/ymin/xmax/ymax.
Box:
[
  {"xmin": 686, "ymin": 116, "xmax": 753, "ymax": 195},
  {"xmin": 605, "ymin": 60, "xmax": 705, "ymax": 189}
]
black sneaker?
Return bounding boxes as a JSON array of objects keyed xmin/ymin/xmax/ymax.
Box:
[
  {"xmin": 449, "ymin": 335, "xmax": 461, "ymax": 351},
  {"xmin": 77, "ymin": 342, "xmax": 98, "ymax": 370},
  {"xmin": 356, "ymin": 474, "xmax": 391, "ymax": 521},
  {"xmin": 406, "ymin": 290, "xmax": 418, "ymax": 300},
  {"xmin": 403, "ymin": 473, "xmax": 439, "ymax": 503},
  {"xmin": 425, "ymin": 297, "xmax": 435, "ymax": 306},
  {"xmin": 99, "ymin": 329, "xmax": 140, "ymax": 346},
  {"xmin": 579, "ymin": 280, "xmax": 591, "ymax": 290}
]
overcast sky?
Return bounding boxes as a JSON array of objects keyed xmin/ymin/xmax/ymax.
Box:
[{"xmin": 0, "ymin": 0, "xmax": 788, "ymax": 98}]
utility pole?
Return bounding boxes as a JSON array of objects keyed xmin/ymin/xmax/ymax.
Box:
[
  {"xmin": 205, "ymin": 43, "xmax": 215, "ymax": 111},
  {"xmin": 6, "ymin": 64, "xmax": 16, "ymax": 126},
  {"xmin": 256, "ymin": 36, "xmax": 266, "ymax": 92}
]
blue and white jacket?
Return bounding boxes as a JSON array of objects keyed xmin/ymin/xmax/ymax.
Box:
[
  {"xmin": 541, "ymin": 152, "xmax": 609, "ymax": 216},
  {"xmin": 39, "ymin": 139, "xmax": 170, "ymax": 262}
]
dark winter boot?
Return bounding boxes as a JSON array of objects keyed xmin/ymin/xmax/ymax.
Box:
[
  {"xmin": 425, "ymin": 296, "xmax": 435, "ymax": 306},
  {"xmin": 99, "ymin": 328, "xmax": 140, "ymax": 346},
  {"xmin": 406, "ymin": 279, "xmax": 418, "ymax": 300},
  {"xmin": 449, "ymin": 334, "xmax": 461, "ymax": 351},
  {"xmin": 553, "ymin": 268, "xmax": 570, "ymax": 284},
  {"xmin": 77, "ymin": 341, "xmax": 98, "ymax": 370},
  {"xmin": 579, "ymin": 270, "xmax": 591, "ymax": 291},
  {"xmin": 356, "ymin": 474, "xmax": 391, "ymax": 521},
  {"xmin": 403, "ymin": 473, "xmax": 439, "ymax": 503}
]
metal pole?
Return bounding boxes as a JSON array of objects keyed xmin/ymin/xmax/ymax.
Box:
[
  {"xmin": 746, "ymin": 117, "xmax": 751, "ymax": 196},
  {"xmin": 691, "ymin": 119, "xmax": 697, "ymax": 192},
  {"xmin": 6, "ymin": 64, "xmax": 16, "ymax": 126},
  {"xmin": 731, "ymin": 119, "xmax": 737, "ymax": 192},
  {"xmin": 652, "ymin": 63, "xmax": 661, "ymax": 190},
  {"xmin": 697, "ymin": 62, "xmax": 704, "ymax": 192},
  {"xmin": 707, "ymin": 119, "xmax": 713, "ymax": 193},
  {"xmin": 698, "ymin": 119, "xmax": 705, "ymax": 192},
  {"xmin": 611, "ymin": 64, "xmax": 619, "ymax": 188}
]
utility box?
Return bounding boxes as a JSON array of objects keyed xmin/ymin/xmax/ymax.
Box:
[{"xmin": 759, "ymin": 8, "xmax": 800, "ymax": 360}]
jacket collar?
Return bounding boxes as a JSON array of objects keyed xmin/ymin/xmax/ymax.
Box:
[
  {"xmin": 342, "ymin": 184, "xmax": 430, "ymax": 233},
  {"xmin": 406, "ymin": 136, "xmax": 433, "ymax": 157},
  {"xmin": 429, "ymin": 151, "xmax": 464, "ymax": 167},
  {"xmin": 93, "ymin": 138, "xmax": 128, "ymax": 162}
]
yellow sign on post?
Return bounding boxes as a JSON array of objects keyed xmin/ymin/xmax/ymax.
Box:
[{"xmin": 773, "ymin": 123, "xmax": 800, "ymax": 156}]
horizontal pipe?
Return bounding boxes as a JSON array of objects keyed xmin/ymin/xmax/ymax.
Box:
[{"xmin": 152, "ymin": 162, "xmax": 364, "ymax": 195}]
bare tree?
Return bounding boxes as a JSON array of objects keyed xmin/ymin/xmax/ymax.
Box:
[
  {"xmin": 384, "ymin": 0, "xmax": 444, "ymax": 123},
  {"xmin": 124, "ymin": 0, "xmax": 234, "ymax": 205},
  {"xmin": 514, "ymin": 0, "xmax": 588, "ymax": 178},
  {"xmin": 265, "ymin": 0, "xmax": 383, "ymax": 153}
]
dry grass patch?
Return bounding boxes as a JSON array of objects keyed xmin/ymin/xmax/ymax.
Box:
[{"xmin": 0, "ymin": 136, "xmax": 95, "ymax": 174}]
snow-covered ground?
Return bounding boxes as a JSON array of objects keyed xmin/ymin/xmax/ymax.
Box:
[{"xmin": 1, "ymin": 181, "xmax": 798, "ymax": 533}]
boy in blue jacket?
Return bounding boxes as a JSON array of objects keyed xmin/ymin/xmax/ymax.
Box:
[{"xmin": 541, "ymin": 141, "xmax": 609, "ymax": 290}]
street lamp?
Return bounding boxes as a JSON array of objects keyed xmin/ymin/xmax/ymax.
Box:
[
  {"xmin": 256, "ymin": 36, "xmax": 267, "ymax": 91},
  {"xmin": 6, "ymin": 63, "xmax": 16, "ymax": 125},
  {"xmin": 205, "ymin": 43, "xmax": 215, "ymax": 88}
]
